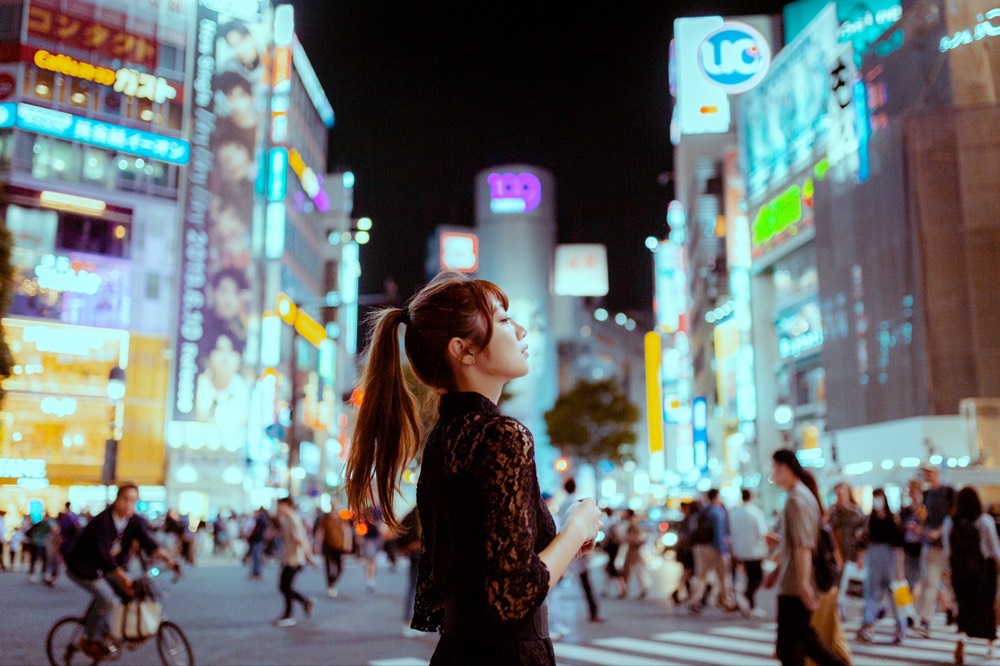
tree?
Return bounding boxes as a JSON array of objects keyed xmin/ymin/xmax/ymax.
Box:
[
  {"xmin": 544, "ymin": 379, "xmax": 640, "ymax": 465},
  {"xmin": 0, "ymin": 195, "xmax": 14, "ymax": 408}
]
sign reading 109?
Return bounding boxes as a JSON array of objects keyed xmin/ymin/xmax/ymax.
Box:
[{"xmin": 698, "ymin": 21, "xmax": 771, "ymax": 94}]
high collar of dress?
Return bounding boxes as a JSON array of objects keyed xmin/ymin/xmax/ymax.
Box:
[{"xmin": 439, "ymin": 391, "xmax": 500, "ymax": 417}]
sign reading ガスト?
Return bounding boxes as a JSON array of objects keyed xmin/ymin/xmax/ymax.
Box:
[
  {"xmin": 31, "ymin": 49, "xmax": 179, "ymax": 104},
  {"xmin": 698, "ymin": 21, "xmax": 772, "ymax": 94}
]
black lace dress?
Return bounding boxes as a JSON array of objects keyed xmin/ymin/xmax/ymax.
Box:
[{"xmin": 412, "ymin": 392, "xmax": 557, "ymax": 665}]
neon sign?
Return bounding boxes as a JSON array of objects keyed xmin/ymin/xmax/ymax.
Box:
[
  {"xmin": 939, "ymin": 8, "xmax": 1000, "ymax": 52},
  {"xmin": 440, "ymin": 232, "xmax": 478, "ymax": 272},
  {"xmin": 288, "ymin": 148, "xmax": 329, "ymax": 212},
  {"xmin": 0, "ymin": 458, "xmax": 46, "ymax": 479},
  {"xmin": 698, "ymin": 22, "xmax": 771, "ymax": 94},
  {"xmin": 35, "ymin": 254, "xmax": 102, "ymax": 295},
  {"xmin": 32, "ymin": 50, "xmax": 178, "ymax": 104},
  {"xmin": 15, "ymin": 103, "xmax": 189, "ymax": 164},
  {"xmin": 487, "ymin": 172, "xmax": 542, "ymax": 213}
]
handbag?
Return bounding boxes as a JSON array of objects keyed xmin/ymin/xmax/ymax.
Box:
[
  {"xmin": 890, "ymin": 579, "xmax": 915, "ymax": 618},
  {"xmin": 111, "ymin": 600, "xmax": 163, "ymax": 639}
]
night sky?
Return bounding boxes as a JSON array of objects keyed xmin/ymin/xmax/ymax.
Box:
[{"xmin": 287, "ymin": 0, "xmax": 789, "ymax": 312}]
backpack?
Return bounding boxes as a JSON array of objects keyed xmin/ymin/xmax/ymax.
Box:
[
  {"xmin": 814, "ymin": 523, "xmax": 839, "ymax": 593},
  {"xmin": 691, "ymin": 507, "xmax": 715, "ymax": 546},
  {"xmin": 949, "ymin": 519, "xmax": 989, "ymax": 583}
]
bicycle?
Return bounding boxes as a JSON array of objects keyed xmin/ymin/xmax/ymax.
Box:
[{"xmin": 46, "ymin": 562, "xmax": 194, "ymax": 666}]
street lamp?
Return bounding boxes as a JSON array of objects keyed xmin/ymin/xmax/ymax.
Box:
[{"xmin": 102, "ymin": 365, "xmax": 126, "ymax": 486}]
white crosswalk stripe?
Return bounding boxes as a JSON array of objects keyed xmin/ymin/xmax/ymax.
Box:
[
  {"xmin": 370, "ymin": 620, "xmax": 1000, "ymax": 666},
  {"xmin": 599, "ymin": 636, "xmax": 766, "ymax": 665},
  {"xmin": 554, "ymin": 642, "xmax": 678, "ymax": 665}
]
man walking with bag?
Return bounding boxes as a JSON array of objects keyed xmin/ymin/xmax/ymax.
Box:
[{"xmin": 769, "ymin": 449, "xmax": 848, "ymax": 666}]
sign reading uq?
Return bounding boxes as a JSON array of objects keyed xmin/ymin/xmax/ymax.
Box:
[{"xmin": 698, "ymin": 22, "xmax": 772, "ymax": 94}]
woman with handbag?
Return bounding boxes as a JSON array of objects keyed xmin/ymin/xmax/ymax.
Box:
[
  {"xmin": 345, "ymin": 272, "xmax": 603, "ymax": 665},
  {"xmin": 855, "ymin": 488, "xmax": 906, "ymax": 645},
  {"xmin": 943, "ymin": 486, "xmax": 1000, "ymax": 664}
]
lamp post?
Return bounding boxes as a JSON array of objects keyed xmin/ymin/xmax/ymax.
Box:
[{"xmin": 103, "ymin": 365, "xmax": 126, "ymax": 487}]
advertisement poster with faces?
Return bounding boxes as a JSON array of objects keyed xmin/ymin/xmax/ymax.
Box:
[{"xmin": 172, "ymin": 0, "xmax": 270, "ymax": 444}]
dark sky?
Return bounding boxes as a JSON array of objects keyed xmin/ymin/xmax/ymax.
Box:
[{"xmin": 287, "ymin": 0, "xmax": 789, "ymax": 312}]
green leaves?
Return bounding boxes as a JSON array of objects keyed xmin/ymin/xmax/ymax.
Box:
[{"xmin": 544, "ymin": 378, "xmax": 639, "ymax": 465}]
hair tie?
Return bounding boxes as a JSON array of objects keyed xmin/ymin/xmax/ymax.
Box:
[{"xmin": 400, "ymin": 306, "xmax": 411, "ymax": 325}]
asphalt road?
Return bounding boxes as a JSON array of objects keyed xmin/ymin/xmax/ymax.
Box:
[{"xmin": 1, "ymin": 551, "xmax": 970, "ymax": 665}]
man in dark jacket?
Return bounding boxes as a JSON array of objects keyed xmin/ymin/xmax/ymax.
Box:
[{"xmin": 64, "ymin": 483, "xmax": 179, "ymax": 657}]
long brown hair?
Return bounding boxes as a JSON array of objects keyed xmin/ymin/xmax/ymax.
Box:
[{"xmin": 345, "ymin": 272, "xmax": 509, "ymax": 530}]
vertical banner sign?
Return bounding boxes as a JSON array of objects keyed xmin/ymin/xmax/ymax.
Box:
[
  {"xmin": 645, "ymin": 331, "xmax": 665, "ymax": 483},
  {"xmin": 692, "ymin": 396, "xmax": 709, "ymax": 474},
  {"xmin": 173, "ymin": 0, "xmax": 270, "ymax": 448}
]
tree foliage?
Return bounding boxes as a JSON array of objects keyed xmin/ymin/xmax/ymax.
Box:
[{"xmin": 544, "ymin": 378, "xmax": 640, "ymax": 465}]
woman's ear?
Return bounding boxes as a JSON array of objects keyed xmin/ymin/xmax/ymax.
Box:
[{"xmin": 446, "ymin": 337, "xmax": 467, "ymax": 364}]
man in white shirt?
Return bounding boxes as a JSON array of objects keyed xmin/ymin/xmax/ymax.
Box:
[{"xmin": 730, "ymin": 489, "xmax": 769, "ymax": 618}]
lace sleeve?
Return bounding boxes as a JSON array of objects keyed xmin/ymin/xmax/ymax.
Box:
[
  {"xmin": 477, "ymin": 418, "xmax": 551, "ymax": 624},
  {"xmin": 410, "ymin": 515, "xmax": 443, "ymax": 632}
]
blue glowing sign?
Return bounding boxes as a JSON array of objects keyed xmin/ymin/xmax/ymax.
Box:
[
  {"xmin": 15, "ymin": 103, "xmax": 189, "ymax": 165},
  {"xmin": 0, "ymin": 103, "xmax": 14, "ymax": 129},
  {"xmin": 698, "ymin": 22, "xmax": 772, "ymax": 94},
  {"xmin": 267, "ymin": 147, "xmax": 288, "ymax": 201},
  {"xmin": 692, "ymin": 396, "xmax": 709, "ymax": 473}
]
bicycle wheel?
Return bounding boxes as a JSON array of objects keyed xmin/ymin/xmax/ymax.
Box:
[
  {"xmin": 156, "ymin": 621, "xmax": 193, "ymax": 666},
  {"xmin": 46, "ymin": 617, "xmax": 94, "ymax": 666}
]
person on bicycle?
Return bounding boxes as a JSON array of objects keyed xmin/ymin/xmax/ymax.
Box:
[{"xmin": 64, "ymin": 483, "xmax": 180, "ymax": 657}]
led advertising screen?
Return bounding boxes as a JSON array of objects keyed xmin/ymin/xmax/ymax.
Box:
[
  {"xmin": 172, "ymin": 0, "xmax": 269, "ymax": 434},
  {"xmin": 739, "ymin": 3, "xmax": 839, "ymax": 203}
]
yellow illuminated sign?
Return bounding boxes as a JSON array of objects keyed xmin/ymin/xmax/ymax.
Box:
[
  {"xmin": 644, "ymin": 331, "xmax": 664, "ymax": 454},
  {"xmin": 275, "ymin": 292, "xmax": 326, "ymax": 348},
  {"xmin": 32, "ymin": 49, "xmax": 177, "ymax": 104}
]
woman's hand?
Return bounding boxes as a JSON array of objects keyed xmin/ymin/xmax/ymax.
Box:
[{"xmin": 563, "ymin": 498, "xmax": 602, "ymax": 550}]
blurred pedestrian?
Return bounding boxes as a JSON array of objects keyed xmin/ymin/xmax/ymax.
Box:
[
  {"xmin": 943, "ymin": 485, "xmax": 999, "ymax": 664},
  {"xmin": 688, "ymin": 489, "xmax": 735, "ymax": 614},
  {"xmin": 315, "ymin": 500, "xmax": 347, "ymax": 598},
  {"xmin": 899, "ymin": 478, "xmax": 926, "ymax": 608},
  {"xmin": 360, "ymin": 509, "xmax": 384, "ymax": 594},
  {"xmin": 396, "ymin": 506, "xmax": 423, "ymax": 637},
  {"xmin": 558, "ymin": 478, "xmax": 604, "ymax": 622},
  {"xmin": 671, "ymin": 500, "xmax": 699, "ymax": 606},
  {"xmin": 855, "ymin": 487, "xmax": 905, "ymax": 645},
  {"xmin": 768, "ymin": 449, "xmax": 848, "ymax": 666},
  {"xmin": 915, "ymin": 462, "xmax": 956, "ymax": 637},
  {"xmin": 827, "ymin": 482, "xmax": 864, "ymax": 574},
  {"xmin": 273, "ymin": 497, "xmax": 316, "ymax": 627},
  {"xmin": 246, "ymin": 507, "xmax": 268, "ymax": 580},
  {"xmin": 344, "ymin": 272, "xmax": 602, "ymax": 665},
  {"xmin": 0, "ymin": 509, "xmax": 7, "ymax": 571},
  {"xmin": 28, "ymin": 513, "xmax": 54, "ymax": 583},
  {"xmin": 730, "ymin": 489, "xmax": 768, "ymax": 618},
  {"xmin": 600, "ymin": 507, "xmax": 627, "ymax": 599},
  {"xmin": 10, "ymin": 520, "xmax": 26, "ymax": 571},
  {"xmin": 621, "ymin": 509, "xmax": 650, "ymax": 599}
]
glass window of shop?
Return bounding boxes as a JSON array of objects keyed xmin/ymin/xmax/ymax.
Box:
[
  {"xmin": 0, "ymin": 319, "xmax": 129, "ymax": 475},
  {"xmin": 14, "ymin": 133, "xmax": 177, "ymax": 197}
]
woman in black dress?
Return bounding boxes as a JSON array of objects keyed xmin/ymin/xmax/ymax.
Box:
[
  {"xmin": 346, "ymin": 272, "xmax": 603, "ymax": 665},
  {"xmin": 944, "ymin": 486, "xmax": 1000, "ymax": 664}
]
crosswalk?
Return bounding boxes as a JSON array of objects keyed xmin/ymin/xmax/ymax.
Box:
[{"xmin": 370, "ymin": 620, "xmax": 1000, "ymax": 665}]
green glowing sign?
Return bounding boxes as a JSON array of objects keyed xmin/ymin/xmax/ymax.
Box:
[{"xmin": 751, "ymin": 166, "xmax": 826, "ymax": 251}]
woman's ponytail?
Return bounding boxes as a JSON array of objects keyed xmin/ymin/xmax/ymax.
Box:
[{"xmin": 345, "ymin": 307, "xmax": 419, "ymax": 531}]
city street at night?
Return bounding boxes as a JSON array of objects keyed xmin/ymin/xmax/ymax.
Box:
[{"xmin": 1, "ymin": 552, "xmax": 987, "ymax": 665}]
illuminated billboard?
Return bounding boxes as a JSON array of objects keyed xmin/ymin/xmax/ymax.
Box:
[
  {"xmin": 673, "ymin": 16, "xmax": 776, "ymax": 136},
  {"xmin": 553, "ymin": 244, "xmax": 608, "ymax": 297},
  {"xmin": 13, "ymin": 103, "xmax": 190, "ymax": 164},
  {"xmin": 172, "ymin": 0, "xmax": 270, "ymax": 436},
  {"xmin": 739, "ymin": 3, "xmax": 839, "ymax": 202}
]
